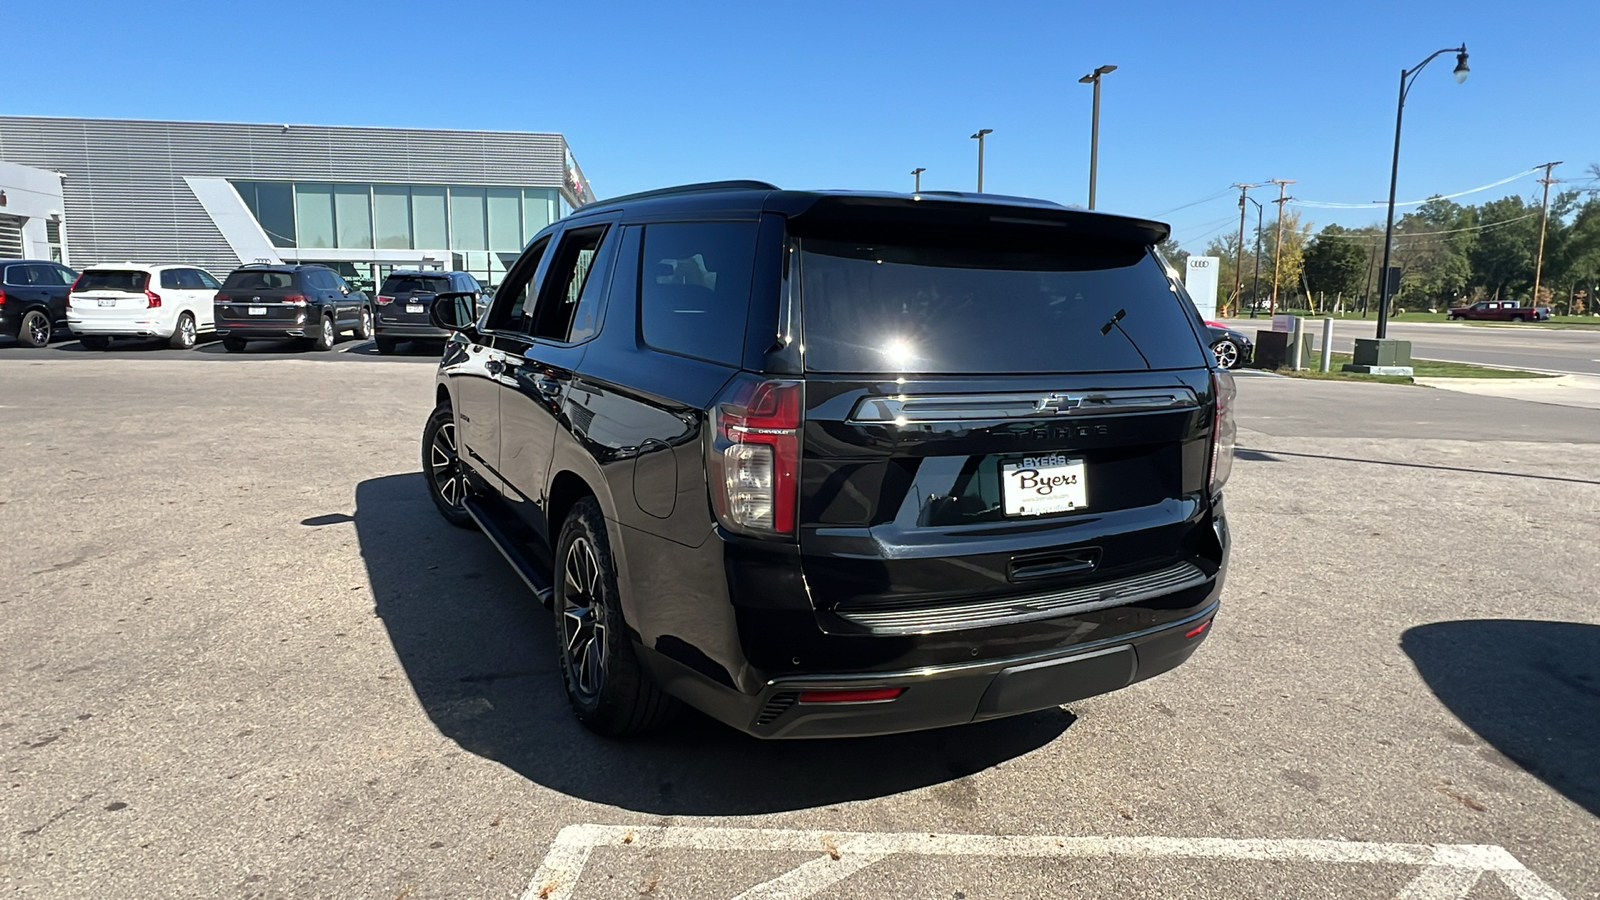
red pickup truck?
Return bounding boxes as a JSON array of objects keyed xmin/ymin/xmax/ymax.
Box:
[{"xmin": 1446, "ymin": 301, "xmax": 1552, "ymax": 322}]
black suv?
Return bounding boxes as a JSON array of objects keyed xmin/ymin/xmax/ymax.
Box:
[
  {"xmin": 420, "ymin": 181, "xmax": 1235, "ymax": 739},
  {"xmin": 214, "ymin": 264, "xmax": 372, "ymax": 352},
  {"xmin": 373, "ymin": 269, "xmax": 484, "ymax": 354},
  {"xmin": 1, "ymin": 259, "xmax": 77, "ymax": 347}
]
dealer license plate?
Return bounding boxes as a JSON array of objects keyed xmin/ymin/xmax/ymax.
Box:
[
  {"xmin": 406, "ymin": 303, "xmax": 425, "ymax": 314},
  {"xmin": 1001, "ymin": 454, "xmax": 1087, "ymax": 517},
  {"xmin": 248, "ymin": 306, "xmax": 267, "ymax": 316}
]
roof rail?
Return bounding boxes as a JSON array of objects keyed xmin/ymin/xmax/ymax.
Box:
[{"xmin": 588, "ymin": 179, "xmax": 779, "ymax": 207}]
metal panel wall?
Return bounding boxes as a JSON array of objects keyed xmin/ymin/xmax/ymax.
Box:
[{"xmin": 0, "ymin": 117, "xmax": 571, "ymax": 275}]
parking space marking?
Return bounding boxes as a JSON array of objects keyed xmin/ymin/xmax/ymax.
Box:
[{"xmin": 520, "ymin": 824, "xmax": 1568, "ymax": 900}]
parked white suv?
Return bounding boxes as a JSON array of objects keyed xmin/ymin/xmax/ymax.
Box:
[{"xmin": 68, "ymin": 264, "xmax": 221, "ymax": 350}]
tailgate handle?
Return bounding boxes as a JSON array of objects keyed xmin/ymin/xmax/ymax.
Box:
[{"xmin": 1009, "ymin": 549, "xmax": 1101, "ymax": 582}]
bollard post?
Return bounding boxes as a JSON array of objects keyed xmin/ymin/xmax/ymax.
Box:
[
  {"xmin": 1320, "ymin": 317, "xmax": 1334, "ymax": 372},
  {"xmin": 1288, "ymin": 317, "xmax": 1305, "ymax": 370}
]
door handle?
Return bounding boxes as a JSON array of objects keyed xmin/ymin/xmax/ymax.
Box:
[
  {"xmin": 485, "ymin": 358, "xmax": 505, "ymax": 375},
  {"xmin": 531, "ymin": 372, "xmax": 563, "ymax": 399}
]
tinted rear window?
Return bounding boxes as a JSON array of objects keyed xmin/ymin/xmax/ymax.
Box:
[
  {"xmin": 223, "ymin": 270, "xmax": 295, "ymax": 290},
  {"xmin": 798, "ymin": 239, "xmax": 1207, "ymax": 374},
  {"xmin": 76, "ymin": 271, "xmax": 150, "ymax": 292},
  {"xmin": 381, "ymin": 275, "xmax": 451, "ymax": 295},
  {"xmin": 639, "ymin": 222, "xmax": 759, "ymax": 366}
]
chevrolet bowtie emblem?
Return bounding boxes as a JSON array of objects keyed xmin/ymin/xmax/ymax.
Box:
[{"xmin": 1035, "ymin": 393, "xmax": 1081, "ymax": 414}]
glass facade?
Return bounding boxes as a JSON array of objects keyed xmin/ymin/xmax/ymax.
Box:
[{"xmin": 230, "ymin": 180, "xmax": 564, "ymax": 285}]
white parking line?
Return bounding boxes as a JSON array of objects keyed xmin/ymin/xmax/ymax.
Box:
[{"xmin": 520, "ymin": 824, "xmax": 1569, "ymax": 900}]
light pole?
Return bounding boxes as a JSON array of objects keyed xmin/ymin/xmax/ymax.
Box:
[
  {"xmin": 1246, "ymin": 195, "xmax": 1264, "ymax": 318},
  {"xmin": 1374, "ymin": 44, "xmax": 1469, "ymax": 340},
  {"xmin": 970, "ymin": 130, "xmax": 992, "ymax": 192},
  {"xmin": 1078, "ymin": 64, "xmax": 1116, "ymax": 209},
  {"xmin": 911, "ymin": 167, "xmax": 926, "ymax": 193}
]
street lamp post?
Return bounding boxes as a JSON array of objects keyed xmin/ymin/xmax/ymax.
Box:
[
  {"xmin": 1078, "ymin": 64, "xmax": 1116, "ymax": 210},
  {"xmin": 1374, "ymin": 45, "xmax": 1469, "ymax": 341},
  {"xmin": 970, "ymin": 130, "xmax": 992, "ymax": 192},
  {"xmin": 911, "ymin": 167, "xmax": 926, "ymax": 193}
]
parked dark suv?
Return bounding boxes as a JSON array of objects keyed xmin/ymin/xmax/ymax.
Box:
[
  {"xmin": 420, "ymin": 181, "xmax": 1235, "ymax": 739},
  {"xmin": 214, "ymin": 264, "xmax": 372, "ymax": 352},
  {"xmin": 373, "ymin": 269, "xmax": 484, "ymax": 354},
  {"xmin": 1, "ymin": 259, "xmax": 76, "ymax": 347}
]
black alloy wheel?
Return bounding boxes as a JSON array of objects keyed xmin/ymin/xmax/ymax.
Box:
[
  {"xmin": 552, "ymin": 496, "xmax": 678, "ymax": 736},
  {"xmin": 422, "ymin": 405, "xmax": 473, "ymax": 528},
  {"xmin": 560, "ymin": 535, "xmax": 607, "ymax": 702},
  {"xmin": 19, "ymin": 310, "xmax": 51, "ymax": 348},
  {"xmin": 1211, "ymin": 338, "xmax": 1241, "ymax": 370}
]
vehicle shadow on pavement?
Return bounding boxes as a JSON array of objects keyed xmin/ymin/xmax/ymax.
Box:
[
  {"xmin": 354, "ymin": 473, "xmax": 1073, "ymax": 815},
  {"xmin": 1402, "ymin": 619, "xmax": 1600, "ymax": 816}
]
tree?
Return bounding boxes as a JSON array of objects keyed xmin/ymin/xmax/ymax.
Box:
[
  {"xmin": 1201, "ymin": 233, "xmax": 1244, "ymax": 313},
  {"xmin": 1262, "ymin": 209, "xmax": 1313, "ymax": 311},
  {"xmin": 1301, "ymin": 225, "xmax": 1368, "ymax": 307},
  {"xmin": 1468, "ymin": 195, "xmax": 1541, "ymax": 300},
  {"xmin": 1393, "ymin": 197, "xmax": 1476, "ymax": 308},
  {"xmin": 1156, "ymin": 237, "xmax": 1189, "ymax": 275}
]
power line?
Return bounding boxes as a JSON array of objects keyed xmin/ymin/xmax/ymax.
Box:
[
  {"xmin": 1148, "ymin": 185, "xmax": 1247, "ymax": 217},
  {"xmin": 1305, "ymin": 211, "xmax": 1541, "ymax": 243},
  {"xmin": 1290, "ymin": 167, "xmax": 1539, "ymax": 209}
]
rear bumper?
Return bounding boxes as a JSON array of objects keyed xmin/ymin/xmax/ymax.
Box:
[
  {"xmin": 68, "ymin": 317, "xmax": 176, "ymax": 338},
  {"xmin": 215, "ymin": 323, "xmax": 310, "ymax": 339},
  {"xmin": 640, "ymin": 603, "xmax": 1218, "ymax": 739},
  {"xmin": 374, "ymin": 321, "xmax": 450, "ymax": 340}
]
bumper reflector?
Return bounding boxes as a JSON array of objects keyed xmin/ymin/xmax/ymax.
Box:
[
  {"xmin": 796, "ymin": 687, "xmax": 905, "ymax": 704},
  {"xmin": 1185, "ymin": 620, "xmax": 1213, "ymax": 639}
]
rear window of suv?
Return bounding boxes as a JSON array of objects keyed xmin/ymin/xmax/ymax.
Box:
[
  {"xmin": 223, "ymin": 270, "xmax": 295, "ymax": 290},
  {"xmin": 75, "ymin": 270, "xmax": 150, "ymax": 292},
  {"xmin": 382, "ymin": 275, "xmax": 451, "ymax": 294},
  {"xmin": 797, "ymin": 238, "xmax": 1208, "ymax": 374}
]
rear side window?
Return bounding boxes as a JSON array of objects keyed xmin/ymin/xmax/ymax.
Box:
[
  {"xmin": 160, "ymin": 270, "xmax": 182, "ymax": 290},
  {"xmin": 223, "ymin": 270, "xmax": 294, "ymax": 290},
  {"xmin": 76, "ymin": 270, "xmax": 150, "ymax": 292},
  {"xmin": 382, "ymin": 274, "xmax": 450, "ymax": 295},
  {"xmin": 797, "ymin": 239, "xmax": 1208, "ymax": 374},
  {"xmin": 639, "ymin": 222, "xmax": 759, "ymax": 365}
]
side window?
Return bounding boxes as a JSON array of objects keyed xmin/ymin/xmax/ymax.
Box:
[
  {"xmin": 527, "ymin": 225, "xmax": 617, "ymax": 342},
  {"xmin": 332, "ymin": 273, "xmax": 353, "ymax": 293},
  {"xmin": 160, "ymin": 269, "xmax": 181, "ymax": 290},
  {"xmin": 639, "ymin": 222, "xmax": 760, "ymax": 365},
  {"xmin": 1, "ymin": 265, "xmax": 20, "ymax": 285},
  {"xmin": 194, "ymin": 270, "xmax": 222, "ymax": 290},
  {"xmin": 486, "ymin": 236, "xmax": 551, "ymax": 330},
  {"xmin": 55, "ymin": 266, "xmax": 78, "ymax": 285}
]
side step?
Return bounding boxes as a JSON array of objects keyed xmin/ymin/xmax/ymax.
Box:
[{"xmin": 463, "ymin": 496, "xmax": 556, "ymax": 608}]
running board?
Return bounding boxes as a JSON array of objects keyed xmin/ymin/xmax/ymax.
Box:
[{"xmin": 463, "ymin": 496, "xmax": 556, "ymax": 608}]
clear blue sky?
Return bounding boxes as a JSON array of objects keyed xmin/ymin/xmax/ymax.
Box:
[{"xmin": 14, "ymin": 0, "xmax": 1599, "ymax": 253}]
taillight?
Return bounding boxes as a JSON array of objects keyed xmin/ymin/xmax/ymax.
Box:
[
  {"xmin": 214, "ymin": 293, "xmax": 230, "ymax": 303},
  {"xmin": 283, "ymin": 295, "xmax": 308, "ymax": 306},
  {"xmin": 709, "ymin": 378, "xmax": 802, "ymax": 537},
  {"xmin": 1209, "ymin": 370, "xmax": 1237, "ymax": 497},
  {"xmin": 0, "ymin": 287, "xmax": 7, "ymax": 305},
  {"xmin": 376, "ymin": 295, "xmax": 395, "ymax": 306},
  {"xmin": 145, "ymin": 290, "xmax": 162, "ymax": 308},
  {"xmin": 69, "ymin": 276, "xmax": 84, "ymax": 292}
]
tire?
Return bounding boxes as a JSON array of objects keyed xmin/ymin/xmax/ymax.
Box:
[
  {"xmin": 375, "ymin": 337, "xmax": 398, "ymax": 355},
  {"xmin": 79, "ymin": 335, "xmax": 112, "ymax": 351},
  {"xmin": 18, "ymin": 309, "xmax": 51, "ymax": 348},
  {"xmin": 354, "ymin": 306, "xmax": 373, "ymax": 340},
  {"xmin": 1211, "ymin": 338, "xmax": 1242, "ymax": 370},
  {"xmin": 223, "ymin": 336, "xmax": 248, "ymax": 353},
  {"xmin": 312, "ymin": 314, "xmax": 335, "ymax": 351},
  {"xmin": 1512, "ymin": 315, "xmax": 1526, "ymax": 322},
  {"xmin": 168, "ymin": 312, "xmax": 197, "ymax": 350},
  {"xmin": 553, "ymin": 496, "xmax": 679, "ymax": 737},
  {"xmin": 422, "ymin": 405, "xmax": 474, "ymax": 529}
]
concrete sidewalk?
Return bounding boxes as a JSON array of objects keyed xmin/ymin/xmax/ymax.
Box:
[{"xmin": 1415, "ymin": 373, "xmax": 1600, "ymax": 410}]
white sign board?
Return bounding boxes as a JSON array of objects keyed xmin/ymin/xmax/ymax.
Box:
[{"xmin": 1185, "ymin": 256, "xmax": 1220, "ymax": 320}]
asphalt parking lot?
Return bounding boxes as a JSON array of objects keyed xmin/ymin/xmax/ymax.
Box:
[{"xmin": 3, "ymin": 345, "xmax": 1597, "ymax": 899}]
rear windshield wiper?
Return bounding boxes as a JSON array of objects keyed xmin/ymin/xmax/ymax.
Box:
[{"xmin": 1100, "ymin": 308, "xmax": 1152, "ymax": 369}]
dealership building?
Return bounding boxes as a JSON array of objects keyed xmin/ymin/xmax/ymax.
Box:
[{"xmin": 0, "ymin": 115, "xmax": 592, "ymax": 289}]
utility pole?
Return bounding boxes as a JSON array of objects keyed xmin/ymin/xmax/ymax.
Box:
[
  {"xmin": 911, "ymin": 167, "xmax": 926, "ymax": 193},
  {"xmin": 1531, "ymin": 160, "xmax": 1562, "ymax": 310},
  {"xmin": 1231, "ymin": 183, "xmax": 1258, "ymax": 316},
  {"xmin": 1268, "ymin": 178, "xmax": 1296, "ymax": 316}
]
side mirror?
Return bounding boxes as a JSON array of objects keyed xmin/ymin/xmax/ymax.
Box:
[{"xmin": 429, "ymin": 291, "xmax": 479, "ymax": 332}]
